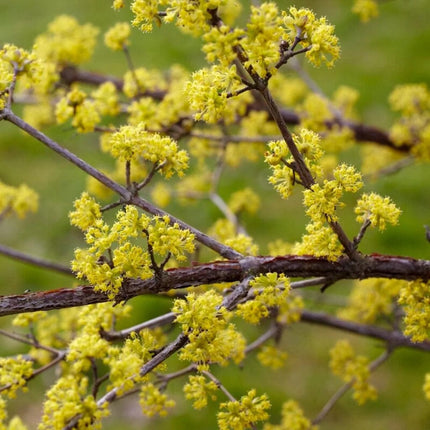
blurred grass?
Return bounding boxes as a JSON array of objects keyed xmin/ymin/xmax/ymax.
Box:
[{"xmin": 0, "ymin": 1, "xmax": 430, "ymax": 429}]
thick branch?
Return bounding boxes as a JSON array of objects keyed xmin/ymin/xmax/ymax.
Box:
[{"xmin": 0, "ymin": 254, "xmax": 428, "ymax": 317}]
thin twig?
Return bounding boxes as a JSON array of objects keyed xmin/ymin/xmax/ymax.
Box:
[
  {"xmin": 312, "ymin": 348, "xmax": 393, "ymax": 425},
  {"xmin": 0, "ymin": 243, "xmax": 74, "ymax": 276},
  {"xmin": 200, "ymin": 369, "xmax": 237, "ymax": 402}
]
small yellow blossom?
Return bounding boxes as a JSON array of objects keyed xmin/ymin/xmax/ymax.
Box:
[
  {"xmin": 264, "ymin": 399, "xmax": 317, "ymax": 430},
  {"xmin": 293, "ymin": 221, "xmax": 344, "ymax": 261},
  {"xmin": 185, "ymin": 65, "xmax": 243, "ymax": 124},
  {"xmin": 91, "ymin": 81, "xmax": 119, "ymax": 116},
  {"xmin": 0, "ymin": 182, "xmax": 38, "ymax": 219},
  {"xmin": 355, "ymin": 192, "xmax": 401, "ymax": 230},
  {"xmin": 228, "ymin": 188, "xmax": 260, "ymax": 215},
  {"xmin": 69, "ymin": 192, "xmax": 102, "ymax": 231},
  {"xmin": 39, "ymin": 375, "xmax": 108, "ymax": 429},
  {"xmin": 329, "ymin": 340, "xmax": 377, "ymax": 404},
  {"xmin": 183, "ymin": 374, "xmax": 218, "ymax": 409},
  {"xmin": 240, "ymin": 2, "xmax": 285, "ymax": 77},
  {"xmin": 151, "ymin": 182, "xmax": 171, "ymax": 208},
  {"xmin": 34, "ymin": 15, "xmax": 99, "ymax": 65},
  {"xmin": 398, "ymin": 281, "xmax": 430, "ymax": 342},
  {"xmin": 339, "ymin": 279, "xmax": 405, "ymax": 324},
  {"xmin": 282, "ymin": 7, "xmax": 340, "ymax": 68},
  {"xmin": 0, "ymin": 356, "xmax": 33, "ymax": 399},
  {"xmin": 217, "ymin": 389, "xmax": 271, "ymax": 430},
  {"xmin": 236, "ymin": 273, "xmax": 292, "ymax": 325},
  {"xmin": 173, "ymin": 291, "xmax": 245, "ymax": 365},
  {"xmin": 140, "ymin": 383, "xmax": 176, "ymax": 417},
  {"xmin": 257, "ymin": 345, "xmax": 288, "ymax": 370},
  {"xmin": 352, "ymin": 0, "xmax": 379, "ymax": 22},
  {"xmin": 104, "ymin": 22, "xmax": 131, "ymax": 51}
]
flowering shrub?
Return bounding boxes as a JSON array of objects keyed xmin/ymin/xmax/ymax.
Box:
[{"xmin": 0, "ymin": 1, "xmax": 429, "ymax": 429}]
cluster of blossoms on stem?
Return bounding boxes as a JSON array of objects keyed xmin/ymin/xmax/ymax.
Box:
[
  {"xmin": 217, "ymin": 389, "xmax": 271, "ymax": 430},
  {"xmin": 264, "ymin": 399, "xmax": 317, "ymax": 430},
  {"xmin": 398, "ymin": 280, "xmax": 430, "ymax": 343},
  {"xmin": 389, "ymin": 83, "xmax": 430, "ymax": 161},
  {"xmin": 183, "ymin": 374, "xmax": 219, "ymax": 410},
  {"xmin": 0, "ymin": 181, "xmax": 38, "ymax": 219},
  {"xmin": 329, "ymin": 340, "xmax": 377, "ymax": 405},
  {"xmin": 236, "ymin": 273, "xmax": 303, "ymax": 325},
  {"xmin": 339, "ymin": 278, "xmax": 405, "ymax": 324},
  {"xmin": 34, "ymin": 15, "xmax": 99, "ymax": 66},
  {"xmin": 173, "ymin": 290, "xmax": 245, "ymax": 365},
  {"xmin": 105, "ymin": 123, "xmax": 189, "ymax": 178},
  {"xmin": 70, "ymin": 195, "xmax": 195, "ymax": 298},
  {"xmin": 352, "ymin": 0, "xmax": 379, "ymax": 22}
]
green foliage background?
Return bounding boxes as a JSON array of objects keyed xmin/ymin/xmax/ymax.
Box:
[{"xmin": 0, "ymin": 0, "xmax": 429, "ymax": 429}]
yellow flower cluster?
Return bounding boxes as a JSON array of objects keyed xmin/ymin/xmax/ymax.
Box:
[
  {"xmin": 292, "ymin": 163, "xmax": 362, "ymax": 260},
  {"xmin": 209, "ymin": 218, "xmax": 259, "ymax": 256},
  {"xmin": 329, "ymin": 340, "xmax": 377, "ymax": 405},
  {"xmin": 355, "ymin": 192, "xmax": 401, "ymax": 231},
  {"xmin": 0, "ymin": 44, "xmax": 58, "ymax": 109},
  {"xmin": 34, "ymin": 15, "xmax": 99, "ymax": 66},
  {"xmin": 106, "ymin": 330, "xmax": 163, "ymax": 394},
  {"xmin": 257, "ymin": 345, "xmax": 288, "ymax": 370},
  {"xmin": 104, "ymin": 22, "xmax": 131, "ymax": 51},
  {"xmin": 0, "ymin": 181, "xmax": 38, "ymax": 219},
  {"xmin": 300, "ymin": 93, "xmax": 333, "ymax": 131},
  {"xmin": 236, "ymin": 273, "xmax": 297, "ymax": 325},
  {"xmin": 185, "ymin": 65, "xmax": 244, "ymax": 124},
  {"xmin": 71, "ymin": 202, "xmax": 195, "ymax": 298},
  {"xmin": 105, "ymin": 124, "xmax": 189, "ymax": 178},
  {"xmin": 266, "ymin": 129, "xmax": 323, "ymax": 200},
  {"xmin": 217, "ymin": 389, "xmax": 271, "ymax": 430},
  {"xmin": 173, "ymin": 291, "xmax": 245, "ymax": 365},
  {"xmin": 339, "ymin": 278, "xmax": 405, "ymax": 324},
  {"xmin": 240, "ymin": 2, "xmax": 284, "ymax": 77},
  {"xmin": 202, "ymin": 25, "xmax": 244, "ymax": 67},
  {"xmin": 183, "ymin": 374, "xmax": 218, "ymax": 410},
  {"xmin": 130, "ymin": 0, "xmax": 160, "ymax": 32},
  {"xmin": 140, "ymin": 383, "xmax": 176, "ymax": 417},
  {"xmin": 55, "ymin": 87, "xmax": 100, "ymax": 133},
  {"xmin": 398, "ymin": 281, "xmax": 430, "ymax": 342},
  {"xmin": 283, "ymin": 7, "xmax": 340, "ymax": 68},
  {"xmin": 0, "ymin": 356, "xmax": 33, "ymax": 399},
  {"xmin": 164, "ymin": 0, "xmax": 226, "ymax": 37},
  {"xmin": 56, "ymin": 82, "xmax": 119, "ymax": 132},
  {"xmin": 228, "ymin": 187, "xmax": 260, "ymax": 215},
  {"xmin": 264, "ymin": 399, "xmax": 317, "ymax": 430},
  {"xmin": 352, "ymin": 0, "xmax": 379, "ymax": 23},
  {"xmin": 389, "ymin": 83, "xmax": 430, "ymax": 160},
  {"xmin": 39, "ymin": 375, "xmax": 108, "ymax": 430},
  {"xmin": 293, "ymin": 221, "xmax": 344, "ymax": 261},
  {"xmin": 303, "ymin": 163, "xmax": 363, "ymax": 223}
]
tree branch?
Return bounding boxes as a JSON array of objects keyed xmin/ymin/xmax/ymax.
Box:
[
  {"xmin": 300, "ymin": 309, "xmax": 430, "ymax": 352},
  {"xmin": 0, "ymin": 254, "xmax": 428, "ymax": 317},
  {"xmin": 0, "ymin": 243, "xmax": 73, "ymax": 277},
  {"xmin": 2, "ymin": 109, "xmax": 242, "ymax": 260}
]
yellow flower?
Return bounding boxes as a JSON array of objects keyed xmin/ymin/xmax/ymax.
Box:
[
  {"xmin": 104, "ymin": 22, "xmax": 131, "ymax": 51},
  {"xmin": 34, "ymin": 15, "xmax": 99, "ymax": 65},
  {"xmin": 352, "ymin": 0, "xmax": 379, "ymax": 23},
  {"xmin": 355, "ymin": 192, "xmax": 401, "ymax": 230},
  {"xmin": 217, "ymin": 389, "xmax": 271, "ymax": 430}
]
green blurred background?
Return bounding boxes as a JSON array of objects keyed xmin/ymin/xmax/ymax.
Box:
[{"xmin": 1, "ymin": 0, "xmax": 430, "ymax": 429}]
